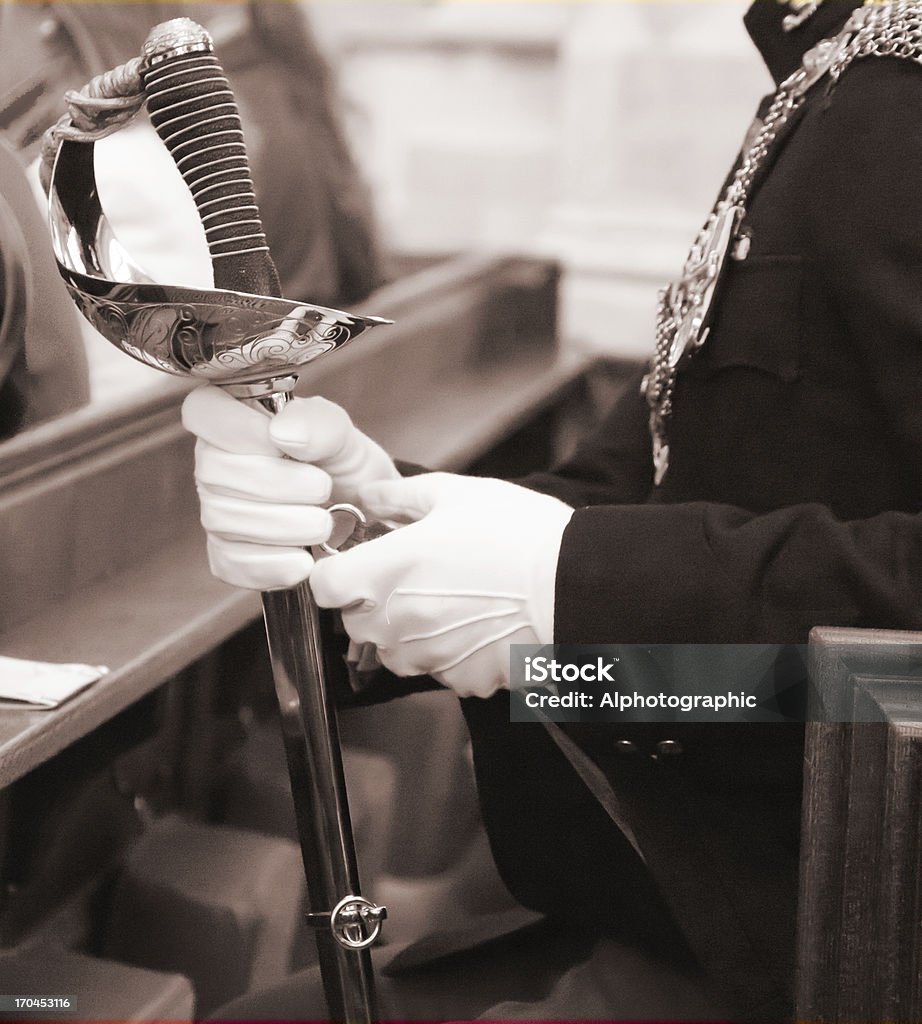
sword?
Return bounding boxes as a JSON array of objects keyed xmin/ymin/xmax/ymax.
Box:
[{"xmin": 45, "ymin": 19, "xmax": 389, "ymax": 1021}]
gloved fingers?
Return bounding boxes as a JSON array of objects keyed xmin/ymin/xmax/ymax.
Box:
[
  {"xmin": 195, "ymin": 440, "xmax": 333, "ymax": 504},
  {"xmin": 434, "ymin": 649, "xmax": 516, "ymax": 699},
  {"xmin": 327, "ymin": 436, "xmax": 401, "ymax": 498},
  {"xmin": 385, "ymin": 590, "xmax": 525, "ymax": 643},
  {"xmin": 359, "ymin": 472, "xmax": 469, "ymax": 523},
  {"xmin": 339, "ymin": 609, "xmax": 437, "ymax": 678},
  {"xmin": 206, "ymin": 536, "xmax": 315, "ymax": 591},
  {"xmin": 269, "ymin": 396, "xmax": 356, "ymax": 464},
  {"xmin": 339, "ymin": 605, "xmax": 387, "ymax": 648},
  {"xmin": 181, "ymin": 385, "xmax": 279, "ymax": 456},
  {"xmin": 336, "ymin": 588, "xmax": 450, "ymax": 662},
  {"xmin": 199, "ymin": 492, "xmax": 333, "ymax": 547},
  {"xmin": 374, "ymin": 643, "xmax": 433, "ymax": 681},
  {"xmin": 453, "ymin": 617, "xmax": 535, "ymax": 697},
  {"xmin": 310, "ymin": 526, "xmax": 416, "ymax": 610},
  {"xmin": 371, "ymin": 616, "xmax": 533, "ymax": 691},
  {"xmin": 343, "ymin": 592, "xmax": 531, "ymax": 682}
]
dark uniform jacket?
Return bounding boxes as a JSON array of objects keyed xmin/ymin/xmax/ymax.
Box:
[{"xmin": 463, "ymin": 2, "xmax": 922, "ymax": 1018}]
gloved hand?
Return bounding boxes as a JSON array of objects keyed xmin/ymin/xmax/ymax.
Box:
[
  {"xmin": 181, "ymin": 385, "xmax": 399, "ymax": 590},
  {"xmin": 310, "ymin": 473, "xmax": 574, "ymax": 698}
]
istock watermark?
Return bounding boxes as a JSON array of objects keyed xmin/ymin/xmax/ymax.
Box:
[{"xmin": 509, "ymin": 644, "xmax": 826, "ymax": 723}]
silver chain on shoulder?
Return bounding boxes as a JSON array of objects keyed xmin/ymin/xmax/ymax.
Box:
[
  {"xmin": 831, "ymin": 0, "xmax": 922, "ymax": 74},
  {"xmin": 644, "ymin": 0, "xmax": 922, "ymax": 486}
]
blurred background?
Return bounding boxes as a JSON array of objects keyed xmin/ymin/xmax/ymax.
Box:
[{"xmin": 309, "ymin": 1, "xmax": 770, "ymax": 354}]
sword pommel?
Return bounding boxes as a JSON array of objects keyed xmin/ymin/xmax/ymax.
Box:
[{"xmin": 141, "ymin": 18, "xmax": 213, "ymax": 66}]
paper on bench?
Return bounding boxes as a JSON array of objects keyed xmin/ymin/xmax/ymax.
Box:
[{"xmin": 0, "ymin": 656, "xmax": 109, "ymax": 708}]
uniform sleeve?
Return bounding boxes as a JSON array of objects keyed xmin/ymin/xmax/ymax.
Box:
[
  {"xmin": 555, "ymin": 502, "xmax": 922, "ymax": 644},
  {"xmin": 548, "ymin": 58, "xmax": 922, "ymax": 646},
  {"xmin": 518, "ymin": 367, "xmax": 654, "ymax": 507}
]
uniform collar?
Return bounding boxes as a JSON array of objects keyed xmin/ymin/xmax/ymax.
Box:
[{"xmin": 744, "ymin": 0, "xmax": 865, "ymax": 85}]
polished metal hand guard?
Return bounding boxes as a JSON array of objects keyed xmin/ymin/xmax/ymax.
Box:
[{"xmin": 48, "ymin": 136, "xmax": 388, "ymax": 391}]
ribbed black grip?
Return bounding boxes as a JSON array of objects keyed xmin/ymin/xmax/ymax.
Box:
[{"xmin": 141, "ymin": 24, "xmax": 281, "ymax": 298}]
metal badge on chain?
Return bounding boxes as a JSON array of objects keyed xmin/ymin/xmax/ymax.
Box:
[{"xmin": 644, "ymin": 0, "xmax": 922, "ymax": 485}]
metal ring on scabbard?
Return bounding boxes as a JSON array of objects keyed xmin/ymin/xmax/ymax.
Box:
[
  {"xmin": 323, "ymin": 504, "xmax": 393, "ymax": 556},
  {"xmin": 306, "ymin": 895, "xmax": 388, "ymax": 950}
]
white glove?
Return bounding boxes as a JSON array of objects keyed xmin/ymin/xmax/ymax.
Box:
[
  {"xmin": 180, "ymin": 385, "xmax": 398, "ymax": 590},
  {"xmin": 264, "ymin": 390, "xmax": 399, "ymax": 504},
  {"xmin": 310, "ymin": 473, "xmax": 574, "ymax": 698}
]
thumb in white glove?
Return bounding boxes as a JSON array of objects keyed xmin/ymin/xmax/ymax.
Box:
[
  {"xmin": 268, "ymin": 393, "xmax": 400, "ymax": 505},
  {"xmin": 310, "ymin": 473, "xmax": 573, "ymax": 698}
]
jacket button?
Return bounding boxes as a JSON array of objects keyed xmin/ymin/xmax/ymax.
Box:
[
  {"xmin": 652, "ymin": 739, "xmax": 684, "ymax": 762},
  {"xmin": 614, "ymin": 739, "xmax": 639, "ymax": 755}
]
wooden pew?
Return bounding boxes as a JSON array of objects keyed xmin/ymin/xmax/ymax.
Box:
[{"xmin": 797, "ymin": 627, "xmax": 922, "ymax": 1023}]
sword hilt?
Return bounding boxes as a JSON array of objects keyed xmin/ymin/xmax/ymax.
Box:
[{"xmin": 141, "ymin": 18, "xmax": 281, "ymax": 298}]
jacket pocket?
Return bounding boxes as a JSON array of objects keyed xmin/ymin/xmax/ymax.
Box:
[{"xmin": 691, "ymin": 255, "xmax": 803, "ymax": 383}]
